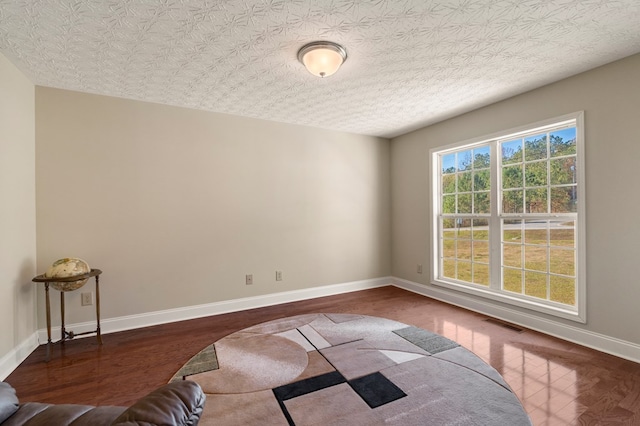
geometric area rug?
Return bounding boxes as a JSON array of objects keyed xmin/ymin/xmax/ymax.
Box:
[{"xmin": 171, "ymin": 313, "xmax": 532, "ymax": 425}]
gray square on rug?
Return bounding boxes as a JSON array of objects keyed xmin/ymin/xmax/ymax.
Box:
[
  {"xmin": 393, "ymin": 327, "xmax": 459, "ymax": 354},
  {"xmin": 171, "ymin": 344, "xmax": 218, "ymax": 381}
]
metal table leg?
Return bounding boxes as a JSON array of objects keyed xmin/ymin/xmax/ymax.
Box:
[
  {"xmin": 45, "ymin": 282, "xmax": 51, "ymax": 361},
  {"xmin": 95, "ymin": 274, "xmax": 102, "ymax": 345}
]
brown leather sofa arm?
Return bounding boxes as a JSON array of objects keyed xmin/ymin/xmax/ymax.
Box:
[
  {"xmin": 0, "ymin": 381, "xmax": 205, "ymax": 426},
  {"xmin": 3, "ymin": 403, "xmax": 125, "ymax": 425},
  {"xmin": 112, "ymin": 381, "xmax": 205, "ymax": 425}
]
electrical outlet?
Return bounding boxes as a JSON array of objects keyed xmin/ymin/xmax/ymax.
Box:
[
  {"xmin": 246, "ymin": 274, "xmax": 253, "ymax": 285},
  {"xmin": 417, "ymin": 264, "xmax": 423, "ymax": 274},
  {"xmin": 81, "ymin": 292, "xmax": 93, "ymax": 306},
  {"xmin": 276, "ymin": 270, "xmax": 282, "ymax": 281}
]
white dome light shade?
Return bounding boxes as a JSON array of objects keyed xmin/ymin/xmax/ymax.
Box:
[{"xmin": 298, "ymin": 41, "xmax": 347, "ymax": 78}]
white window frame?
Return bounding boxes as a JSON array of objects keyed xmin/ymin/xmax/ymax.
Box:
[{"xmin": 429, "ymin": 112, "xmax": 586, "ymax": 322}]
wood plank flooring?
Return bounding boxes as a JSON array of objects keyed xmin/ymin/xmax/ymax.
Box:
[{"xmin": 6, "ymin": 286, "xmax": 640, "ymax": 425}]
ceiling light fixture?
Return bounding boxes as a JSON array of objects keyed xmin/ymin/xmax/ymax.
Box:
[{"xmin": 297, "ymin": 41, "xmax": 347, "ymax": 78}]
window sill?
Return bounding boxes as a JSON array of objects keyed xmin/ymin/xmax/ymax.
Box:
[{"xmin": 432, "ymin": 278, "xmax": 586, "ymax": 323}]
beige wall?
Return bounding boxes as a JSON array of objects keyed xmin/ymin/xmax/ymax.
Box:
[
  {"xmin": 35, "ymin": 88, "xmax": 390, "ymax": 326},
  {"xmin": 7, "ymin": 50, "xmax": 638, "ymax": 366},
  {"xmin": 391, "ymin": 53, "xmax": 640, "ymax": 344},
  {"xmin": 0, "ymin": 53, "xmax": 37, "ymax": 363}
]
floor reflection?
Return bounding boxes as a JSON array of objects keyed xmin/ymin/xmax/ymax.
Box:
[{"xmin": 435, "ymin": 317, "xmax": 639, "ymax": 425}]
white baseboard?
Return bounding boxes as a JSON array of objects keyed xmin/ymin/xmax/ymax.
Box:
[
  {"xmin": 392, "ymin": 277, "xmax": 640, "ymax": 364},
  {"xmin": 25, "ymin": 275, "xmax": 640, "ymax": 373},
  {"xmin": 37, "ymin": 277, "xmax": 392, "ymax": 343},
  {"xmin": 0, "ymin": 332, "xmax": 39, "ymax": 381}
]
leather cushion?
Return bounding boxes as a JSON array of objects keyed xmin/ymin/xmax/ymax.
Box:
[
  {"xmin": 0, "ymin": 382, "xmax": 19, "ymax": 423},
  {"xmin": 4, "ymin": 403, "xmax": 93, "ymax": 426},
  {"xmin": 112, "ymin": 381, "xmax": 205, "ymax": 426},
  {"xmin": 3, "ymin": 403, "xmax": 126, "ymax": 426}
]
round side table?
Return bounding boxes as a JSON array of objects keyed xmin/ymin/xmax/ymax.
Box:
[{"xmin": 32, "ymin": 269, "xmax": 103, "ymax": 361}]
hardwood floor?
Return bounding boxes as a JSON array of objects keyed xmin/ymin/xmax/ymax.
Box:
[{"xmin": 6, "ymin": 286, "xmax": 640, "ymax": 425}]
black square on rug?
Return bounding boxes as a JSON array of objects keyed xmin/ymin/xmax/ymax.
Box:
[
  {"xmin": 348, "ymin": 372, "xmax": 406, "ymax": 408},
  {"xmin": 273, "ymin": 371, "xmax": 346, "ymax": 401}
]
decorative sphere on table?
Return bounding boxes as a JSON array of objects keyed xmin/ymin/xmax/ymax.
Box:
[{"xmin": 45, "ymin": 257, "xmax": 91, "ymax": 291}]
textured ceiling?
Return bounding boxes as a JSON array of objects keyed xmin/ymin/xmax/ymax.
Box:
[{"xmin": 1, "ymin": 1, "xmax": 639, "ymax": 138}]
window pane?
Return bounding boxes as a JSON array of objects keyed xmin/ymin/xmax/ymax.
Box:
[
  {"xmin": 457, "ymin": 240, "xmax": 471, "ymax": 260},
  {"xmin": 550, "ymin": 222, "xmax": 574, "ymax": 247},
  {"xmin": 474, "ymin": 169, "xmax": 490, "ymax": 191},
  {"xmin": 503, "ymin": 219, "xmax": 522, "ymax": 242},
  {"xmin": 550, "ymin": 128, "xmax": 576, "ymax": 157},
  {"xmin": 474, "ymin": 192, "xmax": 490, "ymax": 214},
  {"xmin": 502, "ymin": 139, "xmax": 522, "ymax": 164},
  {"xmin": 525, "ymin": 271, "xmax": 547, "ymax": 299},
  {"xmin": 473, "ymin": 263, "xmax": 490, "ymax": 286},
  {"xmin": 525, "ymin": 245, "xmax": 548, "ymax": 272},
  {"xmin": 549, "ymin": 248, "xmax": 575, "ymax": 276},
  {"xmin": 458, "ymin": 150, "xmax": 473, "ymax": 171},
  {"xmin": 551, "ymin": 187, "xmax": 577, "ymax": 213},
  {"xmin": 524, "ymin": 133, "xmax": 548, "ymax": 161},
  {"xmin": 443, "ymin": 259, "xmax": 456, "ymax": 278},
  {"xmin": 503, "ymin": 244, "xmax": 522, "ymax": 268},
  {"xmin": 458, "ymin": 172, "xmax": 472, "ymax": 192},
  {"xmin": 458, "ymin": 261, "xmax": 472, "ymax": 281},
  {"xmin": 526, "ymin": 188, "xmax": 547, "ymax": 213},
  {"xmin": 443, "ymin": 239, "xmax": 455, "ymax": 258},
  {"xmin": 503, "ymin": 268, "xmax": 522, "ymax": 293},
  {"xmin": 525, "ymin": 161, "xmax": 547, "ymax": 187},
  {"xmin": 472, "ymin": 220, "xmax": 489, "ymax": 240},
  {"xmin": 503, "ymin": 190, "xmax": 523, "ymax": 213},
  {"xmin": 524, "ymin": 223, "xmax": 547, "ymax": 244},
  {"xmin": 443, "ymin": 195, "xmax": 456, "ymax": 213},
  {"xmin": 550, "ymin": 276, "xmax": 575, "ymax": 305},
  {"xmin": 442, "ymin": 174, "xmax": 456, "ymax": 194},
  {"xmin": 457, "ymin": 220, "xmax": 472, "ymax": 239},
  {"xmin": 473, "ymin": 241, "xmax": 489, "ymax": 262},
  {"xmin": 443, "ymin": 218, "xmax": 456, "ymax": 237},
  {"xmin": 473, "ymin": 146, "xmax": 491, "ymax": 169},
  {"xmin": 458, "ymin": 194, "xmax": 472, "ymax": 213},
  {"xmin": 502, "ymin": 165, "xmax": 523, "ymax": 189},
  {"xmin": 550, "ymin": 157, "xmax": 576, "ymax": 185},
  {"xmin": 442, "ymin": 153, "xmax": 456, "ymax": 173}
]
